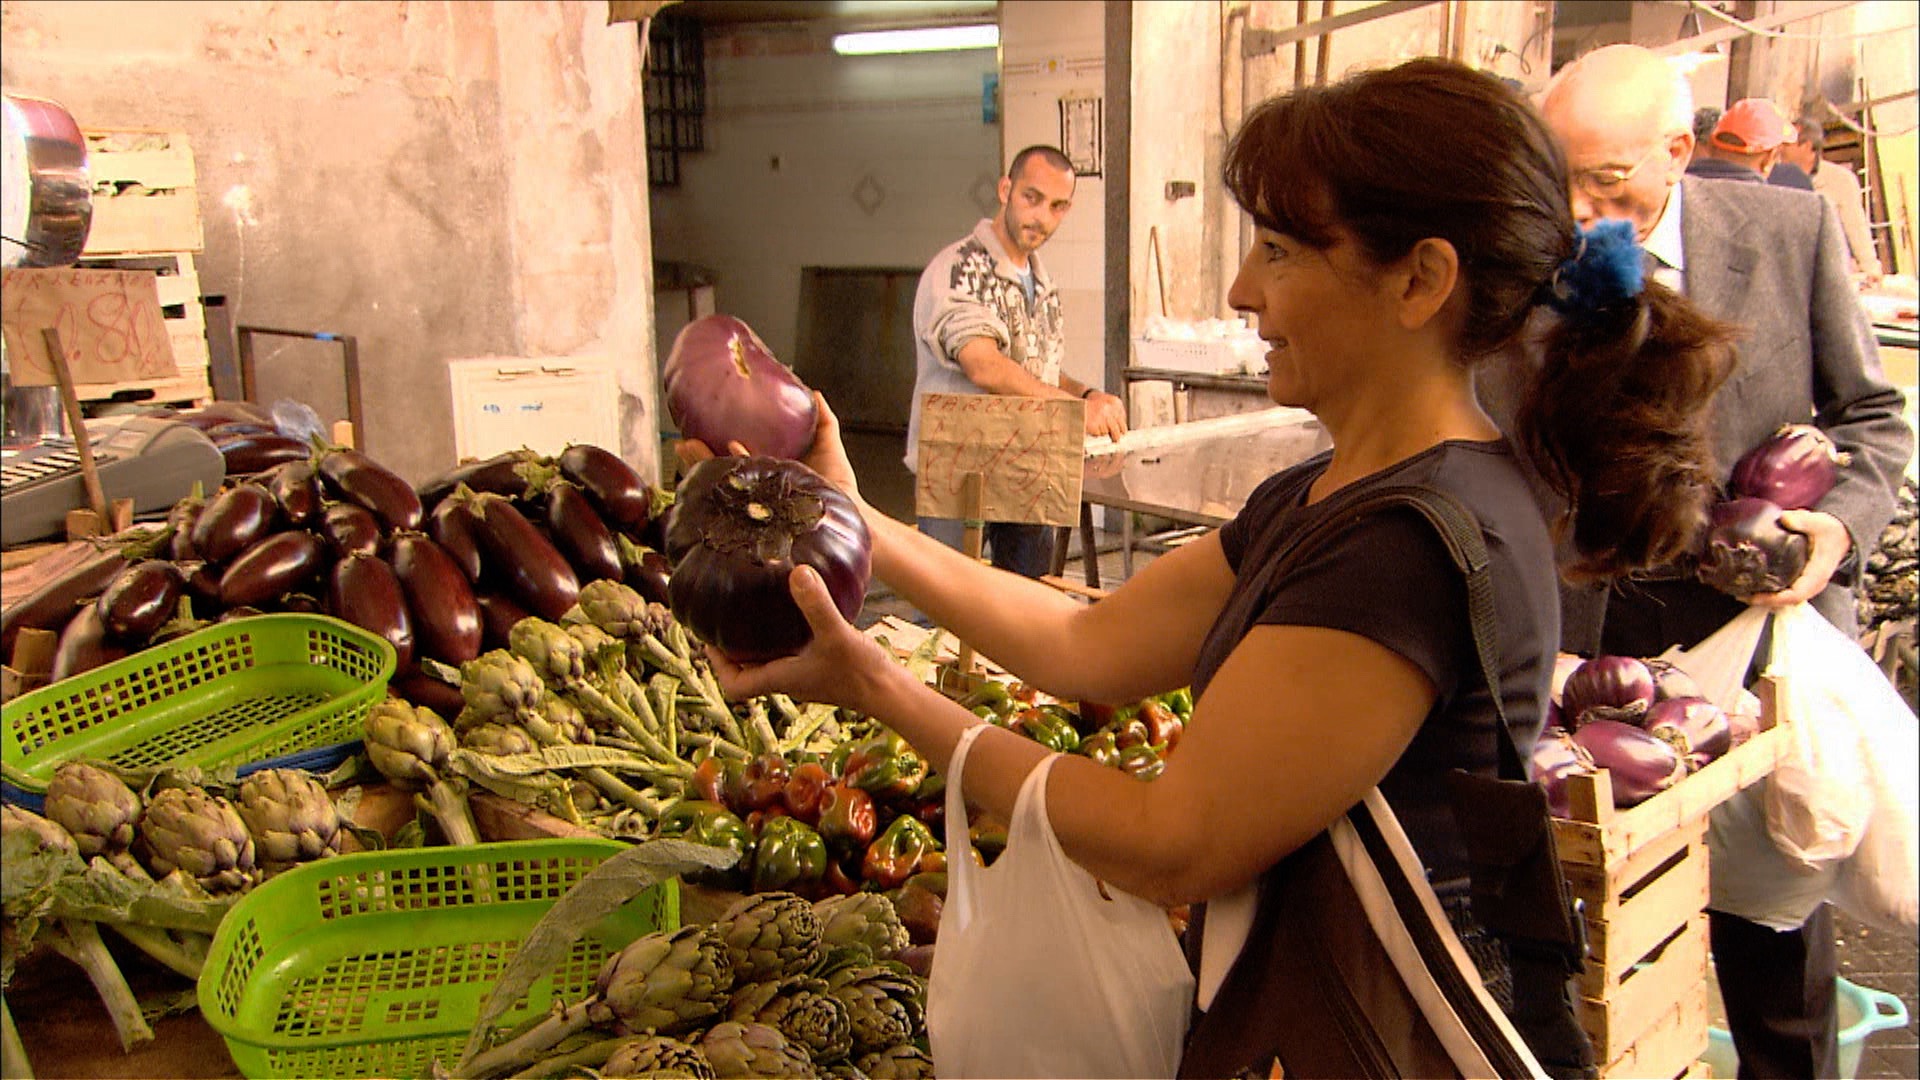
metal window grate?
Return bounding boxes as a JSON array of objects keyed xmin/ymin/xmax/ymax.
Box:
[{"xmin": 645, "ymin": 13, "xmax": 705, "ymax": 188}]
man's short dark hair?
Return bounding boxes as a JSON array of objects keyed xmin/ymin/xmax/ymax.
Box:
[
  {"xmin": 1794, "ymin": 118, "xmax": 1824, "ymax": 151},
  {"xmin": 1692, "ymin": 106, "xmax": 1722, "ymax": 143},
  {"xmin": 1008, "ymin": 145, "xmax": 1073, "ymax": 181}
]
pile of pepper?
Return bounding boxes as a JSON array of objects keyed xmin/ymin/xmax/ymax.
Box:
[{"xmin": 959, "ymin": 680, "xmax": 1192, "ymax": 780}]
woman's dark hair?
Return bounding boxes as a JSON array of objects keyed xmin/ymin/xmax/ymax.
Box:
[{"xmin": 1222, "ymin": 58, "xmax": 1735, "ymax": 581}]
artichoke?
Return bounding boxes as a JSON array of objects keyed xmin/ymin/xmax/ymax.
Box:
[
  {"xmin": 824, "ymin": 964, "xmax": 924, "ymax": 1056},
  {"xmin": 716, "ymin": 892, "xmax": 823, "ymax": 984},
  {"xmin": 576, "ymin": 579, "xmax": 671, "ymax": 643},
  {"xmin": 602, "ymin": 1035, "xmax": 718, "ymax": 1079},
  {"xmin": 728, "ymin": 975, "xmax": 853, "ymax": 1065},
  {"xmin": 856, "ymin": 1044, "xmax": 934, "ymax": 1079},
  {"xmin": 530, "ymin": 692, "xmax": 595, "ymax": 747},
  {"xmin": 460, "ymin": 721, "xmax": 538, "ymax": 757},
  {"xmin": 698, "ymin": 1020, "xmax": 816, "ymax": 1079},
  {"xmin": 234, "ymin": 769, "xmax": 343, "ymax": 873},
  {"xmin": 42, "ymin": 762, "xmax": 141, "ymax": 863},
  {"xmin": 812, "ymin": 893, "xmax": 908, "ymax": 962},
  {"xmin": 509, "ymin": 616, "xmax": 588, "ymax": 687},
  {"xmin": 135, "ymin": 786, "xmax": 258, "ymax": 893},
  {"xmin": 591, "ymin": 924, "xmax": 736, "ymax": 1036},
  {"xmin": 364, "ymin": 698, "xmax": 457, "ymax": 784},
  {"xmin": 2, "ymin": 802, "xmax": 79, "ymax": 856},
  {"xmin": 459, "ymin": 649, "xmax": 547, "ymax": 727}
]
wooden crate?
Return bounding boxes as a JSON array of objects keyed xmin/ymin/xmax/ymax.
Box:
[
  {"xmin": 1552, "ymin": 684, "xmax": 1789, "ymax": 1079},
  {"xmin": 80, "ymin": 129, "xmax": 204, "ymax": 256},
  {"xmin": 71, "ymin": 251, "xmax": 211, "ymax": 405}
]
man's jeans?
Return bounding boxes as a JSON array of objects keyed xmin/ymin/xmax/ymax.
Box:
[{"xmin": 917, "ymin": 517, "xmax": 1054, "ymax": 579}]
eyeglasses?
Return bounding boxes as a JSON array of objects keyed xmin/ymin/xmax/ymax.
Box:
[{"xmin": 1570, "ymin": 145, "xmax": 1665, "ymax": 199}]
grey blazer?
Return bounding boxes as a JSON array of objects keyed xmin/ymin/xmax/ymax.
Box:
[{"xmin": 1481, "ymin": 177, "xmax": 1913, "ymax": 650}]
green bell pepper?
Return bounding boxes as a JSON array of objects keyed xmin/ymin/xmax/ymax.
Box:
[
  {"xmin": 1077, "ymin": 730, "xmax": 1123, "ymax": 768},
  {"xmin": 655, "ymin": 799, "xmax": 751, "ymax": 885},
  {"xmin": 843, "ymin": 736, "xmax": 929, "ymax": 799},
  {"xmin": 1012, "ymin": 706, "xmax": 1081, "ymax": 753},
  {"xmin": 749, "ymin": 814, "xmax": 829, "ymax": 893},
  {"xmin": 862, "ymin": 813, "xmax": 938, "ymax": 889}
]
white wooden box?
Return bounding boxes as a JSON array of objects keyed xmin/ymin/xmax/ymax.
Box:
[{"xmin": 448, "ymin": 355, "xmax": 621, "ymax": 461}]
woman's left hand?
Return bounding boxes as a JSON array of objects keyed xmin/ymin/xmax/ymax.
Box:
[{"xmin": 706, "ymin": 564, "xmax": 905, "ymax": 715}]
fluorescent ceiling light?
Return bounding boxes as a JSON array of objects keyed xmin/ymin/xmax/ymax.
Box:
[{"xmin": 831, "ymin": 24, "xmax": 999, "ymax": 55}]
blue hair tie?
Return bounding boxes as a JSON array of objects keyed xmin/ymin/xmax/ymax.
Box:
[{"xmin": 1540, "ymin": 218, "xmax": 1645, "ymax": 318}]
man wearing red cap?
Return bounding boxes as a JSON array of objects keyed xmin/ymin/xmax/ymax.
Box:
[{"xmin": 1690, "ymin": 97, "xmax": 1815, "ymax": 190}]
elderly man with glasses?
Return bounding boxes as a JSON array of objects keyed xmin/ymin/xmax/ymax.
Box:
[{"xmin": 1485, "ymin": 44, "xmax": 1911, "ymax": 1079}]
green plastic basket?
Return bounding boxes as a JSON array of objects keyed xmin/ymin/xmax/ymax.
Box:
[
  {"xmin": 197, "ymin": 839, "xmax": 679, "ymax": 1079},
  {"xmin": 1, "ymin": 613, "xmax": 395, "ymax": 794}
]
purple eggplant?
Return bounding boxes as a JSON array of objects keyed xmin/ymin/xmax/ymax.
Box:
[
  {"xmin": 417, "ymin": 449, "xmax": 545, "ymax": 511},
  {"xmin": 557, "ymin": 444, "xmax": 653, "ymax": 532},
  {"xmin": 465, "ymin": 492, "xmax": 580, "ymax": 621},
  {"xmin": 1697, "ymin": 497, "xmax": 1810, "ymax": 598},
  {"xmin": 1560, "ymin": 655, "xmax": 1656, "ymax": 729},
  {"xmin": 96, "ymin": 560, "xmax": 186, "ymax": 644},
  {"xmin": 1, "ymin": 549, "xmax": 130, "ymax": 659},
  {"xmin": 1728, "ymin": 423, "xmax": 1848, "ymax": 511},
  {"xmin": 328, "ymin": 553, "xmax": 415, "ymax": 672},
  {"xmin": 390, "ymin": 531, "xmax": 482, "ymax": 665},
  {"xmin": 180, "ymin": 560, "xmax": 223, "ymax": 605},
  {"xmin": 274, "ymin": 592, "xmax": 326, "ymax": 615},
  {"xmin": 390, "ymin": 671, "xmax": 468, "ymax": 717},
  {"xmin": 168, "ymin": 496, "xmax": 206, "ymax": 562},
  {"xmin": 206, "ymin": 421, "xmax": 274, "ymax": 441},
  {"xmin": 620, "ymin": 538, "xmax": 673, "ymax": 606},
  {"xmin": 1643, "ymin": 696, "xmax": 1734, "ymax": 771},
  {"xmin": 265, "ymin": 460, "xmax": 323, "ymax": 526},
  {"xmin": 1530, "ymin": 728, "xmax": 1598, "ymax": 819},
  {"xmin": 545, "ymin": 480, "xmax": 623, "ymax": 583},
  {"xmin": 191, "ymin": 483, "xmax": 279, "ymax": 565},
  {"xmin": 476, "ymin": 593, "xmax": 533, "ymax": 652},
  {"xmin": 216, "ymin": 433, "xmax": 312, "ymax": 476},
  {"xmin": 218, "ymin": 531, "xmax": 329, "ymax": 609},
  {"xmin": 1571, "ymin": 718, "xmax": 1688, "ymax": 808},
  {"xmin": 428, "ymin": 497, "xmax": 486, "ymax": 583},
  {"xmin": 49, "ymin": 605, "xmax": 130, "ymax": 682},
  {"xmin": 192, "ymin": 400, "xmax": 277, "ymax": 428},
  {"xmin": 319, "ymin": 502, "xmax": 383, "ymax": 558},
  {"xmin": 316, "ymin": 448, "xmax": 423, "ymax": 532},
  {"xmin": 1643, "ymin": 658, "xmax": 1704, "ymax": 703}
]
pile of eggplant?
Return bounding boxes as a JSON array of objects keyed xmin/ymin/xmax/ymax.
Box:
[
  {"xmin": 2, "ymin": 405, "xmax": 674, "ymax": 710},
  {"xmin": 1532, "ymin": 653, "xmax": 1765, "ymax": 816}
]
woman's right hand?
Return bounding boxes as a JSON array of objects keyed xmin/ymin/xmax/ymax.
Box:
[{"xmin": 795, "ymin": 392, "xmax": 864, "ymax": 506}]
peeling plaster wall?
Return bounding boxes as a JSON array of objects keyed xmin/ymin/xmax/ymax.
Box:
[{"xmin": 1, "ymin": 0, "xmax": 656, "ymax": 484}]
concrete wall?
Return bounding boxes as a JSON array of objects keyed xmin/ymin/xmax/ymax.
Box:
[
  {"xmin": 647, "ymin": 20, "xmax": 1001, "ymax": 375},
  {"xmin": 1, "ymin": 0, "xmax": 657, "ymax": 485}
]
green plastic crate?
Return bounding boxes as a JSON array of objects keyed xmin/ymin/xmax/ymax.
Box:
[
  {"xmin": 1, "ymin": 613, "xmax": 395, "ymax": 793},
  {"xmin": 198, "ymin": 839, "xmax": 679, "ymax": 1079}
]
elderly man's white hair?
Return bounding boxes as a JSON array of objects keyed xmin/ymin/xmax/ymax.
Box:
[{"xmin": 1544, "ymin": 44, "xmax": 1695, "ymax": 137}]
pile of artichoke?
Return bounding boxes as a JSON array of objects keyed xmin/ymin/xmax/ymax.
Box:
[{"xmin": 460, "ymin": 890, "xmax": 931, "ymax": 1079}]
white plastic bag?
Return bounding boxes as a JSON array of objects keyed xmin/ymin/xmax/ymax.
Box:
[
  {"xmin": 1760, "ymin": 604, "xmax": 1874, "ymax": 868},
  {"xmin": 1667, "ymin": 607, "xmax": 1836, "ymax": 929},
  {"xmin": 927, "ymin": 725, "xmax": 1195, "ymax": 1078}
]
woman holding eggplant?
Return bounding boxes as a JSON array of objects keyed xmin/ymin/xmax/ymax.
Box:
[{"xmin": 684, "ymin": 59, "xmax": 1734, "ymax": 1078}]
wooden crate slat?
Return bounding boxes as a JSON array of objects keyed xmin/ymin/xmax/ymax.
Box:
[
  {"xmin": 1567, "ymin": 814, "xmax": 1707, "ymax": 918},
  {"xmin": 1578, "ymin": 913, "xmax": 1710, "ymax": 1059},
  {"xmin": 1598, "ymin": 981, "xmax": 1711, "ymax": 1080},
  {"xmin": 83, "ymin": 190, "xmax": 205, "ymax": 255},
  {"xmin": 85, "ymin": 144, "xmax": 197, "ymax": 189},
  {"xmin": 1582, "ymin": 840, "xmax": 1709, "ymax": 990}
]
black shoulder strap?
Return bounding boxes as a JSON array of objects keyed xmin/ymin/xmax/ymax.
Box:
[{"xmin": 1267, "ymin": 481, "xmax": 1524, "ymax": 780}]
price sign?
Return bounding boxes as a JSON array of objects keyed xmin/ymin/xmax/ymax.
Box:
[
  {"xmin": 913, "ymin": 392, "xmax": 1084, "ymax": 526},
  {"xmin": 1, "ymin": 267, "xmax": 176, "ymax": 385}
]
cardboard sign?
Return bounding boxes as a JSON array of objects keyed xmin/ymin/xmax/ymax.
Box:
[
  {"xmin": 914, "ymin": 392, "xmax": 1084, "ymax": 526},
  {"xmin": 1, "ymin": 267, "xmax": 177, "ymax": 386}
]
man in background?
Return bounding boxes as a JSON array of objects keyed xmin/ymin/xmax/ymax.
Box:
[
  {"xmin": 1690, "ymin": 97, "xmax": 1814, "ymax": 190},
  {"xmin": 1780, "ymin": 118, "xmax": 1885, "ymax": 286},
  {"xmin": 1500, "ymin": 44, "xmax": 1911, "ymax": 1079},
  {"xmin": 906, "ymin": 144, "xmax": 1128, "ymax": 578}
]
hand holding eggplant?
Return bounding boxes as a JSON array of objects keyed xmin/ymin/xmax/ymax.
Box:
[
  {"xmin": 1745, "ymin": 508, "xmax": 1852, "ymax": 607},
  {"xmin": 675, "ymin": 393, "xmax": 865, "ymax": 512},
  {"xmin": 705, "ymin": 565, "xmax": 909, "ymax": 719}
]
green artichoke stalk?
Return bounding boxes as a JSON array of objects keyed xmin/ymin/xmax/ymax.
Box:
[
  {"xmin": 135, "ymin": 786, "xmax": 259, "ymax": 894},
  {"xmin": 463, "ymin": 925, "xmax": 734, "ymax": 1079},
  {"xmin": 812, "ymin": 893, "xmax": 909, "ymax": 962},
  {"xmin": 2, "ymin": 993, "xmax": 32, "ymax": 1080},
  {"xmin": 575, "ymin": 580, "xmax": 747, "ymax": 749},
  {"xmin": 234, "ymin": 769, "xmax": 343, "ymax": 874},
  {"xmin": 510, "ymin": 618, "xmax": 690, "ymax": 774},
  {"xmin": 726, "ymin": 976, "xmax": 853, "ymax": 1066},
  {"xmin": 698, "ymin": 1020, "xmax": 816, "ymax": 1079},
  {"xmin": 601, "ymin": 1035, "xmax": 717, "ymax": 1079},
  {"xmin": 363, "ymin": 699, "xmax": 481, "ymax": 847},
  {"xmin": 714, "ymin": 893, "xmax": 823, "ymax": 985},
  {"xmin": 824, "ymin": 964, "xmax": 925, "ymax": 1056},
  {"xmin": 2, "ymin": 805, "xmax": 153, "ymax": 1053},
  {"xmin": 42, "ymin": 762, "xmax": 145, "ymax": 877},
  {"xmin": 857, "ymin": 1043, "xmax": 935, "ymax": 1079}
]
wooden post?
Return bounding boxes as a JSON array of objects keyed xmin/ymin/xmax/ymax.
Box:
[
  {"xmin": 955, "ymin": 472, "xmax": 985, "ymax": 674},
  {"xmin": 40, "ymin": 327, "xmax": 113, "ymax": 531}
]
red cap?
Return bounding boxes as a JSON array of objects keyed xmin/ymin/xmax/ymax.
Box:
[{"xmin": 1712, "ymin": 99, "xmax": 1794, "ymax": 153}]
